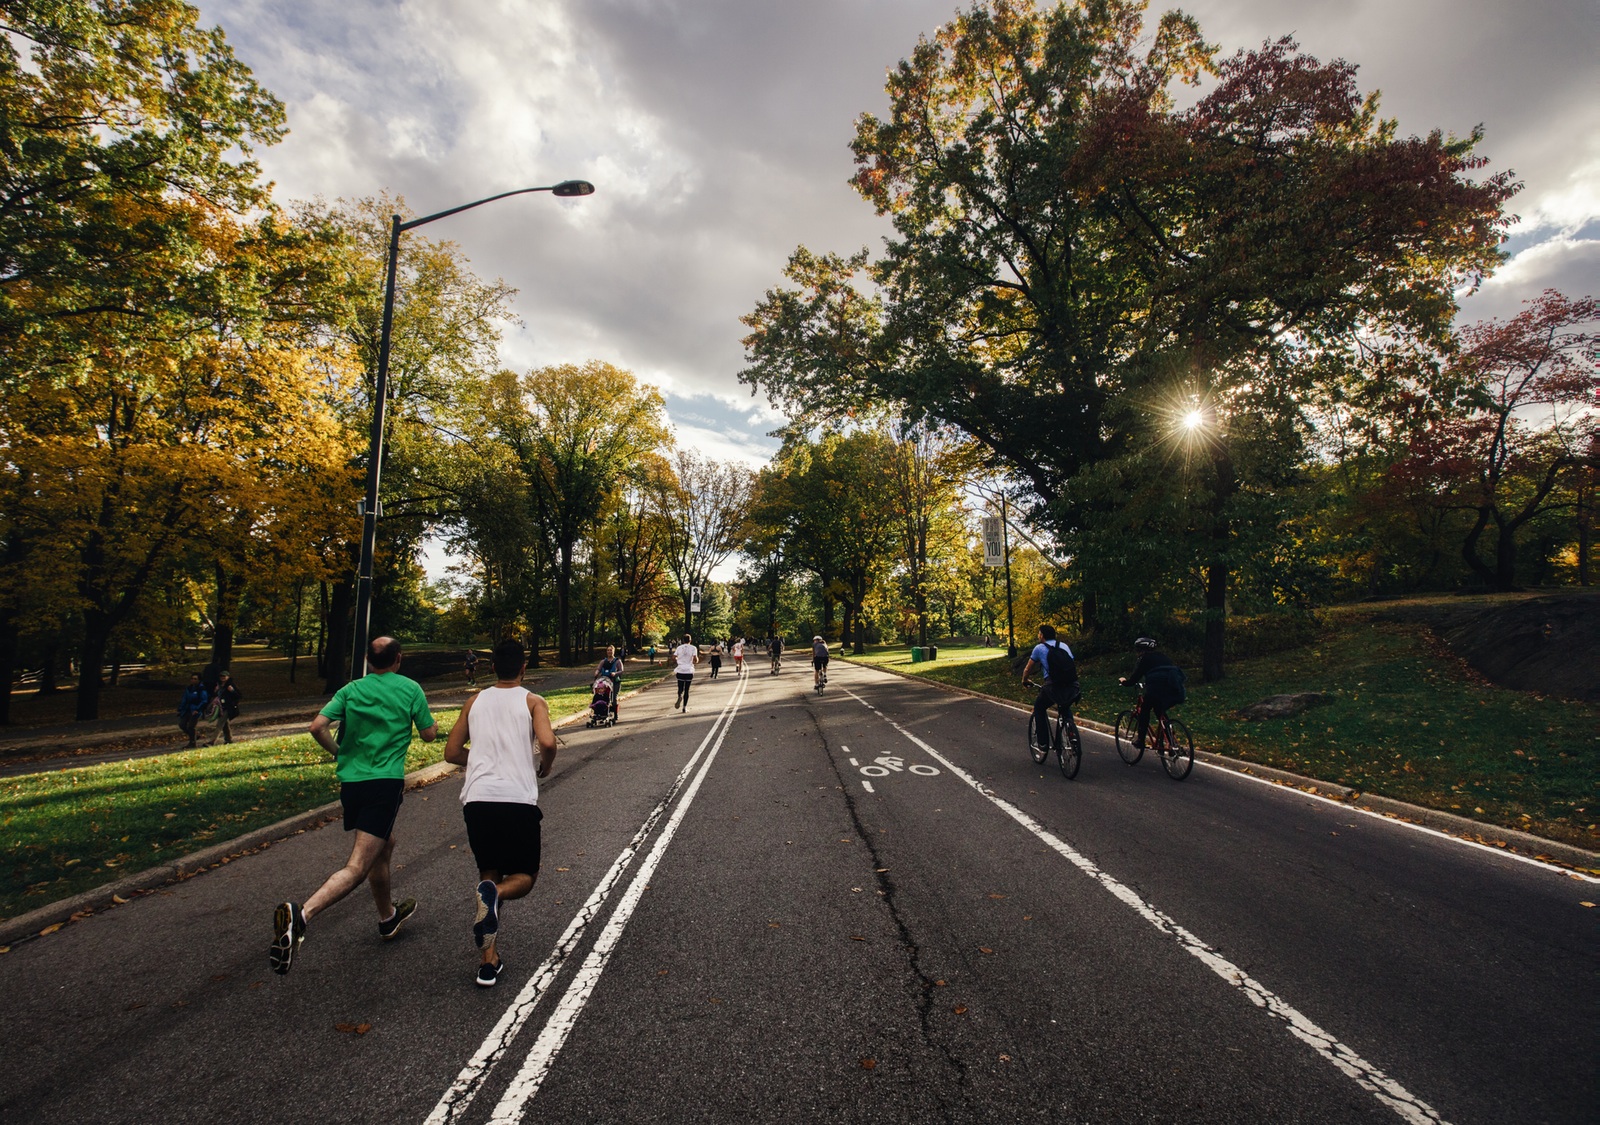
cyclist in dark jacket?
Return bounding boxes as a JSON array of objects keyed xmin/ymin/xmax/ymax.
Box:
[{"xmin": 1119, "ymin": 637, "xmax": 1184, "ymax": 749}]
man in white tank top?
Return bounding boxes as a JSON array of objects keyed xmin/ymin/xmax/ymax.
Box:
[{"xmin": 443, "ymin": 637, "xmax": 557, "ymax": 987}]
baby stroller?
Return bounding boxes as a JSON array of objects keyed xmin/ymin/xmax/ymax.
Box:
[{"xmin": 586, "ymin": 676, "xmax": 616, "ymax": 728}]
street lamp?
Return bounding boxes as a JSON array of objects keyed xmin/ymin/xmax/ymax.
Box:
[{"xmin": 349, "ymin": 179, "xmax": 595, "ymax": 681}]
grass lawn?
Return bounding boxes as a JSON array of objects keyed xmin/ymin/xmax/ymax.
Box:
[
  {"xmin": 0, "ymin": 668, "xmax": 668, "ymax": 923},
  {"xmin": 842, "ymin": 627, "xmax": 1599, "ymax": 850}
]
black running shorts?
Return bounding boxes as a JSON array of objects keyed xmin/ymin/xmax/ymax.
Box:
[
  {"xmin": 341, "ymin": 777, "xmax": 405, "ymax": 839},
  {"xmin": 813, "ymin": 654, "xmax": 829, "ymax": 670},
  {"xmin": 464, "ymin": 801, "xmax": 544, "ymax": 878}
]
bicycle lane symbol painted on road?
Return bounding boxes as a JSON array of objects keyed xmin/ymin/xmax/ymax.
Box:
[{"xmin": 842, "ymin": 744, "xmax": 939, "ymax": 792}]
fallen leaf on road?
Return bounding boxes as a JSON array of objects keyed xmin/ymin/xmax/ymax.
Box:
[
  {"xmin": 1581, "ymin": 902, "xmax": 1595, "ymax": 909},
  {"xmin": 210, "ymin": 974, "xmax": 228, "ymax": 982},
  {"xmin": 164, "ymin": 813, "xmax": 176, "ymax": 819},
  {"xmin": 112, "ymin": 895, "xmax": 129, "ymax": 905},
  {"xmin": 934, "ymin": 980, "xmax": 946, "ymax": 987},
  {"xmin": 999, "ymin": 1054, "xmax": 1011, "ymax": 1063},
  {"xmin": 860, "ymin": 1058, "xmax": 877, "ymax": 1070},
  {"xmin": 38, "ymin": 923, "xmax": 62, "ymax": 936},
  {"xmin": 875, "ymin": 868, "xmax": 888, "ymax": 873},
  {"xmin": 658, "ymin": 970, "xmax": 669, "ymax": 976},
  {"xmin": 355, "ymin": 1023, "xmax": 371, "ymax": 1035},
  {"xmin": 248, "ymin": 982, "xmax": 263, "ymax": 990},
  {"xmin": 851, "ymin": 887, "xmax": 862, "ymax": 892},
  {"xmin": 988, "ymin": 894, "xmax": 1006, "ymax": 900},
  {"xmin": 0, "ymin": 946, "xmax": 9, "ymax": 955},
  {"xmin": 954, "ymin": 1005, "xmax": 968, "ymax": 1015},
  {"xmin": 850, "ymin": 935, "xmax": 865, "ymax": 942},
  {"xmin": 1022, "ymin": 915, "xmax": 1033, "ymax": 921},
  {"xmin": 556, "ymin": 867, "xmax": 570, "ymax": 872},
  {"xmin": 978, "ymin": 947, "xmax": 994, "ymax": 954}
]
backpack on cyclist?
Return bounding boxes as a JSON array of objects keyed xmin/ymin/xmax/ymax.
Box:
[
  {"xmin": 1144, "ymin": 663, "xmax": 1187, "ymax": 709},
  {"xmin": 1043, "ymin": 640, "xmax": 1078, "ymax": 690}
]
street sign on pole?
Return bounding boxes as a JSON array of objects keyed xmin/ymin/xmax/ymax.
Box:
[
  {"xmin": 690, "ymin": 586, "xmax": 702, "ymax": 614},
  {"xmin": 981, "ymin": 516, "xmax": 1004, "ymax": 568}
]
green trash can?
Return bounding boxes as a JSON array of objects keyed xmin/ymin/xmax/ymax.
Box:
[{"xmin": 910, "ymin": 646, "xmax": 924, "ymax": 663}]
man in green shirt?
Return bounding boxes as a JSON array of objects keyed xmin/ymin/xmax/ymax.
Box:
[{"xmin": 270, "ymin": 636, "xmax": 438, "ymax": 975}]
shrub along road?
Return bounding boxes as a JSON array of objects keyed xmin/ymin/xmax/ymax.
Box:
[{"xmin": 0, "ymin": 661, "xmax": 1592, "ymax": 1123}]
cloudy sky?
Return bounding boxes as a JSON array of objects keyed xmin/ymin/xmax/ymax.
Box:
[{"xmin": 201, "ymin": 0, "xmax": 1598, "ymax": 469}]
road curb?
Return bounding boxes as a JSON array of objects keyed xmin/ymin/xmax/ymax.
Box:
[
  {"xmin": 0, "ymin": 675, "xmax": 668, "ymax": 951},
  {"xmin": 840, "ymin": 656, "xmax": 1600, "ymax": 874}
]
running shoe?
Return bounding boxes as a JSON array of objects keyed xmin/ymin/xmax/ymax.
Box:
[
  {"xmin": 378, "ymin": 897, "xmax": 417, "ymax": 941},
  {"xmin": 476, "ymin": 957, "xmax": 505, "ymax": 987},
  {"xmin": 269, "ymin": 901, "xmax": 306, "ymax": 975},
  {"xmin": 473, "ymin": 879, "xmax": 499, "ymax": 949}
]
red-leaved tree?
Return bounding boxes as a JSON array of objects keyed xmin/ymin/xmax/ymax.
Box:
[{"xmin": 1391, "ymin": 290, "xmax": 1599, "ymax": 590}]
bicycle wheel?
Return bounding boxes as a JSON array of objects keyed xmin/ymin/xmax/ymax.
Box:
[
  {"xmin": 1159, "ymin": 716, "xmax": 1194, "ymax": 780},
  {"xmin": 1057, "ymin": 718, "xmax": 1082, "ymax": 779},
  {"xmin": 1028, "ymin": 716, "xmax": 1048, "ymax": 765},
  {"xmin": 1114, "ymin": 711, "xmax": 1143, "ymax": 764}
]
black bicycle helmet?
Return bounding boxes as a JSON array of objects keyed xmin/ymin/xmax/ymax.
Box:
[{"xmin": 1134, "ymin": 636, "xmax": 1158, "ymax": 650}]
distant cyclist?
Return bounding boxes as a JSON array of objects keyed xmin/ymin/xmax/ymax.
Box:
[
  {"xmin": 1119, "ymin": 637, "xmax": 1185, "ymax": 750},
  {"xmin": 1020, "ymin": 624, "xmax": 1079, "ymax": 753},
  {"xmin": 812, "ymin": 635, "xmax": 830, "ymax": 690}
]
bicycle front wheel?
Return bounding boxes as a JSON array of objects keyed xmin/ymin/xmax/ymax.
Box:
[
  {"xmin": 1029, "ymin": 717, "xmax": 1048, "ymax": 765},
  {"xmin": 1159, "ymin": 716, "xmax": 1194, "ymax": 780},
  {"xmin": 1057, "ymin": 719, "xmax": 1082, "ymax": 780},
  {"xmin": 1114, "ymin": 711, "xmax": 1143, "ymax": 764}
]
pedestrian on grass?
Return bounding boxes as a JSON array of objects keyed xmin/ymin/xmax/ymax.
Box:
[
  {"xmin": 673, "ymin": 633, "xmax": 698, "ymax": 712},
  {"xmin": 178, "ymin": 673, "xmax": 208, "ymax": 747},
  {"xmin": 443, "ymin": 637, "xmax": 557, "ymax": 987},
  {"xmin": 269, "ymin": 636, "xmax": 438, "ymax": 975},
  {"xmin": 206, "ymin": 670, "xmax": 241, "ymax": 746}
]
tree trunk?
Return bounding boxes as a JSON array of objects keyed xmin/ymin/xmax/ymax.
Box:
[
  {"xmin": 210, "ymin": 564, "xmax": 244, "ymax": 672},
  {"xmin": 75, "ymin": 612, "xmax": 112, "ymax": 721},
  {"xmin": 316, "ymin": 581, "xmax": 328, "ymax": 678},
  {"xmin": 39, "ymin": 641, "xmax": 59, "ymax": 694},
  {"xmin": 556, "ymin": 540, "xmax": 574, "ymax": 665},
  {"xmin": 1493, "ymin": 514, "xmax": 1519, "ymax": 592},
  {"xmin": 1201, "ymin": 451, "xmax": 1236, "ymax": 683},
  {"xmin": 1578, "ymin": 477, "xmax": 1592, "ymax": 586},
  {"xmin": 1460, "ymin": 507, "xmax": 1498, "ymax": 589},
  {"xmin": 0, "ymin": 619, "xmax": 16, "ymax": 724},
  {"xmin": 324, "ymin": 579, "xmax": 354, "ymax": 692}
]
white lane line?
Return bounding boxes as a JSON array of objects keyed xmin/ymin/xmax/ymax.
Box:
[
  {"xmin": 423, "ymin": 680, "xmax": 748, "ymax": 1125},
  {"xmin": 846, "ymin": 688, "xmax": 1449, "ymax": 1125},
  {"xmin": 926, "ymin": 684, "xmax": 1591, "ymax": 884},
  {"xmin": 861, "ymin": 780, "xmax": 875, "ymax": 794},
  {"xmin": 488, "ymin": 673, "xmax": 750, "ymax": 1122},
  {"xmin": 1189, "ymin": 760, "xmax": 1600, "ymax": 884}
]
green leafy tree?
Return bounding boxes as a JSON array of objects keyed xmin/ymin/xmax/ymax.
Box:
[{"xmin": 742, "ymin": 0, "xmax": 1515, "ymax": 678}]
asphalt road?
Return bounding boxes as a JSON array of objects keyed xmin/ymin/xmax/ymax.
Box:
[{"xmin": 1, "ymin": 660, "xmax": 1593, "ymax": 1124}]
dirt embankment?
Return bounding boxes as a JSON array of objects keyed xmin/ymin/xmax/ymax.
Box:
[{"xmin": 1380, "ymin": 592, "xmax": 1600, "ymax": 703}]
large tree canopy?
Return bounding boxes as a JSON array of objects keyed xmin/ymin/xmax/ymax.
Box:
[
  {"xmin": 741, "ymin": 0, "xmax": 1517, "ymax": 677},
  {"xmin": 741, "ymin": 0, "xmax": 1513, "ymax": 503}
]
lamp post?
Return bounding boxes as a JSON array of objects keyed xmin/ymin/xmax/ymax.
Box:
[{"xmin": 349, "ymin": 179, "xmax": 595, "ymax": 681}]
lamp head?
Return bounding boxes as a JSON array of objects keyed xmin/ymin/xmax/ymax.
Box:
[{"xmin": 552, "ymin": 180, "xmax": 595, "ymax": 197}]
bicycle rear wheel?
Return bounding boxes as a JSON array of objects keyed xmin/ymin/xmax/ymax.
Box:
[
  {"xmin": 1057, "ymin": 718, "xmax": 1082, "ymax": 779},
  {"xmin": 1159, "ymin": 716, "xmax": 1194, "ymax": 780},
  {"xmin": 1029, "ymin": 717, "xmax": 1049, "ymax": 765},
  {"xmin": 1114, "ymin": 711, "xmax": 1143, "ymax": 764}
]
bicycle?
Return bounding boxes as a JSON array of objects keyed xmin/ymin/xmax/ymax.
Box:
[
  {"xmin": 1023, "ymin": 679, "xmax": 1081, "ymax": 779},
  {"xmin": 1113, "ymin": 686, "xmax": 1193, "ymax": 780},
  {"xmin": 770, "ymin": 650, "xmax": 782, "ymax": 674},
  {"xmin": 814, "ymin": 664, "xmax": 828, "ymax": 693}
]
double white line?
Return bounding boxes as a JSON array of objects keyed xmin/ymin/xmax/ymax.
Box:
[{"xmin": 427, "ymin": 673, "xmax": 749, "ymax": 1125}]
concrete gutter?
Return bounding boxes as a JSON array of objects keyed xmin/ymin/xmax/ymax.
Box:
[
  {"xmin": 0, "ymin": 674, "xmax": 669, "ymax": 951},
  {"xmin": 843, "ymin": 655, "xmax": 1600, "ymax": 876}
]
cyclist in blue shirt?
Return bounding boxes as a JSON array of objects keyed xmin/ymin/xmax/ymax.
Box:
[{"xmin": 1021, "ymin": 624, "xmax": 1079, "ymax": 753}]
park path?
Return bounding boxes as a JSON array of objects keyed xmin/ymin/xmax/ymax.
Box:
[{"xmin": 1, "ymin": 659, "xmax": 1592, "ymax": 1124}]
